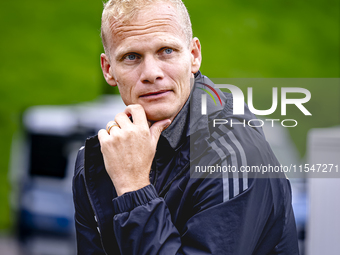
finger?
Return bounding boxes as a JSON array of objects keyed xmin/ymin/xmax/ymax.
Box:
[
  {"xmin": 108, "ymin": 124, "xmax": 121, "ymax": 135},
  {"xmin": 124, "ymin": 104, "xmax": 148, "ymax": 126},
  {"xmin": 98, "ymin": 128, "xmax": 110, "ymax": 141},
  {"xmin": 150, "ymin": 119, "xmax": 171, "ymax": 145},
  {"xmin": 106, "ymin": 120, "xmax": 120, "ymax": 134},
  {"xmin": 114, "ymin": 112, "xmax": 133, "ymax": 129}
]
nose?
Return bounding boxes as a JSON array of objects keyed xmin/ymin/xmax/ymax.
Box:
[{"xmin": 140, "ymin": 55, "xmax": 164, "ymax": 84}]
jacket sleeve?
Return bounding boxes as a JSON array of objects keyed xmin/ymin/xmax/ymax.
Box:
[
  {"xmin": 112, "ymin": 185, "xmax": 182, "ymax": 254},
  {"xmin": 72, "ymin": 148, "xmax": 107, "ymax": 255},
  {"xmin": 111, "ymin": 177, "xmax": 299, "ymax": 255}
]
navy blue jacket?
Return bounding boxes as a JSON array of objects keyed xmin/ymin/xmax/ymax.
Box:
[{"xmin": 72, "ymin": 72, "xmax": 299, "ymax": 254}]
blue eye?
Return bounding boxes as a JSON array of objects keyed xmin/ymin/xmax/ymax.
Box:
[
  {"xmin": 125, "ymin": 54, "xmax": 136, "ymax": 60},
  {"xmin": 164, "ymin": 48, "xmax": 173, "ymax": 54}
]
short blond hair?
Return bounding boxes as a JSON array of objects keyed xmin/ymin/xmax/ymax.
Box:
[{"xmin": 101, "ymin": 0, "xmax": 193, "ymax": 54}]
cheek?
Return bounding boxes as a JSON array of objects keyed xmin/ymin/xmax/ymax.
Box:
[
  {"xmin": 167, "ymin": 56, "xmax": 191, "ymax": 78},
  {"xmin": 116, "ymin": 79, "xmax": 134, "ymax": 105},
  {"xmin": 115, "ymin": 68, "xmax": 140, "ymax": 102},
  {"xmin": 172, "ymin": 61, "xmax": 192, "ymax": 93}
]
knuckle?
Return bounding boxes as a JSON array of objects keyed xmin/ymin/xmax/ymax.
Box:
[
  {"xmin": 128, "ymin": 104, "xmax": 142, "ymax": 111},
  {"xmin": 98, "ymin": 129, "xmax": 107, "ymax": 138},
  {"xmin": 134, "ymin": 104, "xmax": 142, "ymax": 109},
  {"xmin": 115, "ymin": 112, "xmax": 125, "ymax": 120}
]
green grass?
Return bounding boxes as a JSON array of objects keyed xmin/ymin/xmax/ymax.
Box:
[
  {"xmin": 187, "ymin": 0, "xmax": 339, "ymax": 78},
  {"xmin": 0, "ymin": 0, "xmax": 339, "ymax": 230},
  {"xmin": 0, "ymin": 0, "xmax": 104, "ymax": 230}
]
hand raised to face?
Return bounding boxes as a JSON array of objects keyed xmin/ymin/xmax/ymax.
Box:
[{"xmin": 98, "ymin": 104, "xmax": 171, "ymax": 196}]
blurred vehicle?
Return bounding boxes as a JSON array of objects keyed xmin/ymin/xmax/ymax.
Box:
[{"xmin": 9, "ymin": 95, "xmax": 126, "ymax": 255}]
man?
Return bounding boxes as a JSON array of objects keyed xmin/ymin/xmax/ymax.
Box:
[{"xmin": 72, "ymin": 0, "xmax": 299, "ymax": 254}]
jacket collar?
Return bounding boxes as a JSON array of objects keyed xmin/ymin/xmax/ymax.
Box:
[{"xmin": 159, "ymin": 71, "xmax": 227, "ymax": 151}]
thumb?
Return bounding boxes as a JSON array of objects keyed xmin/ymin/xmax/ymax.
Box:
[{"xmin": 150, "ymin": 119, "xmax": 171, "ymax": 144}]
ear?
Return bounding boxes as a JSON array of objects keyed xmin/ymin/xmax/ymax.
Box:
[
  {"xmin": 101, "ymin": 53, "xmax": 117, "ymax": 87},
  {"xmin": 190, "ymin": 37, "xmax": 202, "ymax": 74}
]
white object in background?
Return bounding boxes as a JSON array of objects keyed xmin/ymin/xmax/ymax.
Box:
[{"xmin": 306, "ymin": 126, "xmax": 340, "ymax": 255}]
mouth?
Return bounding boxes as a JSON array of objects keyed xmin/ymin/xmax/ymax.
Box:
[{"xmin": 139, "ymin": 90, "xmax": 171, "ymax": 98}]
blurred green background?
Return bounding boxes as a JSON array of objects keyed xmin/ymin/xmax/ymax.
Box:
[{"xmin": 0, "ymin": 0, "xmax": 339, "ymax": 231}]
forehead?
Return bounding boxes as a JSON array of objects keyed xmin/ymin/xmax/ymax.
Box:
[{"xmin": 106, "ymin": 2, "xmax": 187, "ymax": 53}]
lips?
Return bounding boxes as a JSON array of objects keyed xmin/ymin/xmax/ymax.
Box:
[{"xmin": 139, "ymin": 90, "xmax": 171, "ymax": 98}]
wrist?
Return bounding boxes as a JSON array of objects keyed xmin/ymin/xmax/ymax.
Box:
[
  {"xmin": 112, "ymin": 184, "xmax": 159, "ymax": 214},
  {"xmin": 115, "ymin": 180, "xmax": 151, "ymax": 196}
]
